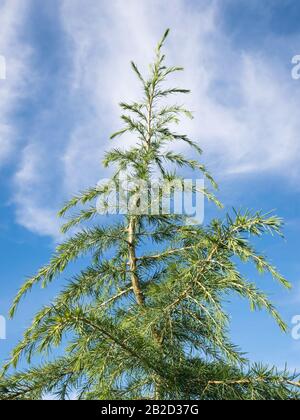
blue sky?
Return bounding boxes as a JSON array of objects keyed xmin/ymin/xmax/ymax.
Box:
[{"xmin": 1, "ymin": 0, "xmax": 300, "ymax": 372}]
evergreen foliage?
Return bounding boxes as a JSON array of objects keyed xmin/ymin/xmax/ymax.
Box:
[{"xmin": 1, "ymin": 30, "xmax": 299, "ymax": 400}]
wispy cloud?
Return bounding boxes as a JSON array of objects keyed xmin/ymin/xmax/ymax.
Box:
[
  {"xmin": 14, "ymin": 143, "xmax": 61, "ymax": 238},
  {"xmin": 60, "ymin": 0, "xmax": 300, "ymax": 179},
  {"xmin": 0, "ymin": 0, "xmax": 32, "ymax": 166},
  {"xmin": 6, "ymin": 0, "xmax": 300, "ymax": 237}
]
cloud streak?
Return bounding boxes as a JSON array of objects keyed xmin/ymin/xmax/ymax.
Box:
[
  {"xmin": 0, "ymin": 0, "xmax": 32, "ymax": 166},
  {"xmin": 5, "ymin": 0, "xmax": 300, "ymax": 237}
]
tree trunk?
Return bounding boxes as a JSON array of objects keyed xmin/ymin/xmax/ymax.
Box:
[{"xmin": 128, "ymin": 217, "xmax": 145, "ymax": 306}]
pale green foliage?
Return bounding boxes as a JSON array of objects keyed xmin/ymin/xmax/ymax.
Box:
[{"xmin": 1, "ymin": 30, "xmax": 299, "ymax": 400}]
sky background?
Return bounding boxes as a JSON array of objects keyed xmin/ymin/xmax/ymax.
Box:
[{"xmin": 1, "ymin": 0, "xmax": 300, "ymax": 373}]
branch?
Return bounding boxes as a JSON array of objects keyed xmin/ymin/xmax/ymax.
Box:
[
  {"xmin": 208, "ymin": 378, "xmax": 300, "ymax": 388},
  {"xmin": 98, "ymin": 287, "xmax": 133, "ymax": 309}
]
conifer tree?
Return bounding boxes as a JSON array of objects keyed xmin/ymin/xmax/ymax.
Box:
[{"xmin": 1, "ymin": 30, "xmax": 300, "ymax": 400}]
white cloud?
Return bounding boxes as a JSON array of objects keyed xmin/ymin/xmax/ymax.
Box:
[
  {"xmin": 13, "ymin": 143, "xmax": 61, "ymax": 239},
  {"xmin": 59, "ymin": 0, "xmax": 300, "ymax": 180},
  {"xmin": 9, "ymin": 0, "xmax": 300, "ymax": 237},
  {"xmin": 0, "ymin": 0, "xmax": 32, "ymax": 165},
  {"xmin": 0, "ymin": 0, "xmax": 60, "ymax": 239}
]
